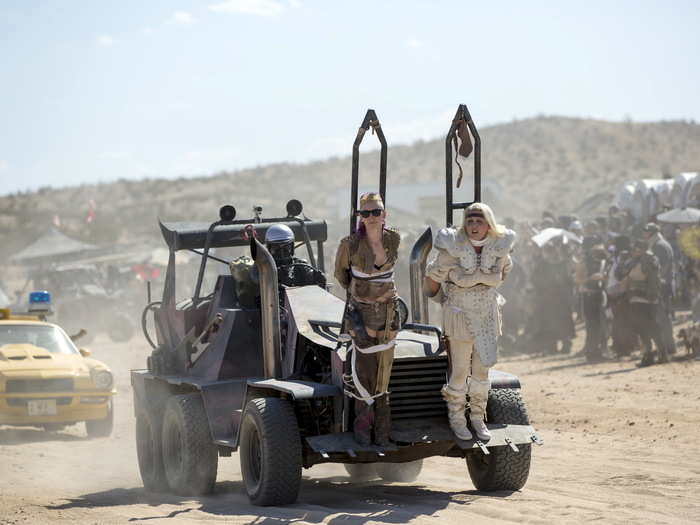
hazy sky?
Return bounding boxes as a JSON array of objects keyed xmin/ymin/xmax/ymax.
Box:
[{"xmin": 1, "ymin": 0, "xmax": 698, "ymax": 195}]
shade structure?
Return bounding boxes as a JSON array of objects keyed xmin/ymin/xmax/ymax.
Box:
[
  {"xmin": 531, "ymin": 227, "xmax": 582, "ymax": 248},
  {"xmin": 10, "ymin": 227, "xmax": 99, "ymax": 262},
  {"xmin": 656, "ymin": 207, "xmax": 700, "ymax": 225}
]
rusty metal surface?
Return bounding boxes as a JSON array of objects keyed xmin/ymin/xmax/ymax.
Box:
[
  {"xmin": 286, "ymin": 286, "xmax": 345, "ymax": 349},
  {"xmin": 159, "ymin": 219, "xmax": 328, "ymax": 251},
  {"xmin": 306, "ymin": 432, "xmax": 399, "ymax": 454},
  {"xmin": 246, "ymin": 378, "xmax": 341, "ymax": 399},
  {"xmin": 445, "ymin": 103, "xmax": 482, "ymax": 226},
  {"xmin": 391, "ymin": 418, "xmax": 537, "ymax": 450}
]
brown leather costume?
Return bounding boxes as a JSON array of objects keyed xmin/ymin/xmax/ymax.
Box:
[{"xmin": 334, "ymin": 227, "xmax": 400, "ymax": 446}]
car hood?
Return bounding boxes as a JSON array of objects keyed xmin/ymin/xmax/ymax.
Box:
[{"xmin": 0, "ymin": 344, "xmax": 90, "ymax": 375}]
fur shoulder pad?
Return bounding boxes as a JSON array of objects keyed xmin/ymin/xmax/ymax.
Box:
[
  {"xmin": 489, "ymin": 228, "xmax": 517, "ymax": 255},
  {"xmin": 433, "ymin": 227, "xmax": 458, "ymax": 250}
]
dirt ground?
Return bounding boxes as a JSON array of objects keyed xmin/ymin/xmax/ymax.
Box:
[{"xmin": 2, "ymin": 327, "xmax": 699, "ymax": 525}]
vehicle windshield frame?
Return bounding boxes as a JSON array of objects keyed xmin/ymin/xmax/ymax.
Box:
[{"xmin": 0, "ymin": 324, "xmax": 80, "ymax": 355}]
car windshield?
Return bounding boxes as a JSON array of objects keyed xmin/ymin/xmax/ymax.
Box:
[{"xmin": 0, "ymin": 325, "xmax": 79, "ymax": 355}]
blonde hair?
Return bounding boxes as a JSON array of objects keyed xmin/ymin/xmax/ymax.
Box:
[
  {"xmin": 463, "ymin": 202, "xmax": 506, "ymax": 238},
  {"xmin": 359, "ymin": 192, "xmax": 384, "ymax": 208}
]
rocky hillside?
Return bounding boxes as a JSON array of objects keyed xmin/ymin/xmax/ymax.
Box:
[{"xmin": 2, "ymin": 116, "xmax": 699, "ymax": 260}]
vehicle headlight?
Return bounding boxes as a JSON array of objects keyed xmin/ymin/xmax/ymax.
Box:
[{"xmin": 92, "ymin": 370, "xmax": 113, "ymax": 390}]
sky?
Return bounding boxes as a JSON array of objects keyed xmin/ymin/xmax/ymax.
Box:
[{"xmin": 1, "ymin": 0, "xmax": 699, "ymax": 195}]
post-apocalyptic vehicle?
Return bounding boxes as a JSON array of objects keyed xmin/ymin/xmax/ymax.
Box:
[
  {"xmin": 132, "ymin": 105, "xmax": 542, "ymax": 506},
  {"xmin": 0, "ymin": 292, "xmax": 115, "ymax": 437}
]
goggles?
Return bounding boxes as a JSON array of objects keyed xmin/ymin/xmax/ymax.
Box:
[{"xmin": 357, "ymin": 209, "xmax": 383, "ymax": 218}]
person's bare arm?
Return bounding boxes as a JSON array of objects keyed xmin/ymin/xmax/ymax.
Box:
[{"xmin": 424, "ymin": 276, "xmax": 440, "ymax": 297}]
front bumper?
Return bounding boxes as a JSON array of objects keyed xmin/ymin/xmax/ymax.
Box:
[{"xmin": 0, "ymin": 390, "xmax": 115, "ymax": 425}]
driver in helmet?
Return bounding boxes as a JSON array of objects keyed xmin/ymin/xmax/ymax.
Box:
[{"xmin": 264, "ymin": 224, "xmax": 326, "ymax": 289}]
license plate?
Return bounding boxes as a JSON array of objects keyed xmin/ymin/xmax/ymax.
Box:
[{"xmin": 27, "ymin": 399, "xmax": 57, "ymax": 416}]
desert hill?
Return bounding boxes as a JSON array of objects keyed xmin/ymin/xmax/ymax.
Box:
[{"xmin": 2, "ymin": 116, "xmax": 700, "ymax": 260}]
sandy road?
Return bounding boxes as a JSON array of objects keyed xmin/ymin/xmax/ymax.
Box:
[{"xmin": 2, "ymin": 333, "xmax": 699, "ymax": 524}]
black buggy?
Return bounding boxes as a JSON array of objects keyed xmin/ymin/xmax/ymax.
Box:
[{"xmin": 131, "ymin": 105, "xmax": 542, "ymax": 506}]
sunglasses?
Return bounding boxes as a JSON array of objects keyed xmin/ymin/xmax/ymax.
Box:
[{"xmin": 357, "ymin": 209, "xmax": 383, "ymax": 218}]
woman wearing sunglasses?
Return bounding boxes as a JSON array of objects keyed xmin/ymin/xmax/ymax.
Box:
[
  {"xmin": 334, "ymin": 192, "xmax": 401, "ymax": 446},
  {"xmin": 424, "ymin": 202, "xmax": 515, "ymax": 442}
]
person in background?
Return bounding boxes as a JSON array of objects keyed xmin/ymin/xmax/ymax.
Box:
[
  {"xmin": 575, "ymin": 240, "xmax": 608, "ymax": 361},
  {"xmin": 616, "ymin": 239, "xmax": 668, "ymax": 366},
  {"xmin": 530, "ymin": 239, "xmax": 576, "ymax": 354},
  {"xmin": 643, "ymin": 222, "xmax": 675, "ymax": 356},
  {"xmin": 606, "ymin": 235, "xmax": 637, "ymax": 357}
]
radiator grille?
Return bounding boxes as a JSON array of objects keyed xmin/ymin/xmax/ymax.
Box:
[
  {"xmin": 6, "ymin": 378, "xmax": 74, "ymax": 393},
  {"xmin": 389, "ymin": 357, "xmax": 448, "ymax": 420},
  {"xmin": 7, "ymin": 397, "xmax": 72, "ymax": 406}
]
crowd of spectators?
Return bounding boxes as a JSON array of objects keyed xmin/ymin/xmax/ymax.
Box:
[{"xmin": 499, "ymin": 206, "xmax": 700, "ymax": 366}]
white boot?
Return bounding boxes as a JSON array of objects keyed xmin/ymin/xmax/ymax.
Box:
[
  {"xmin": 441, "ymin": 385, "xmax": 472, "ymax": 441},
  {"xmin": 468, "ymin": 378, "xmax": 492, "ymax": 441},
  {"xmin": 469, "ymin": 416, "xmax": 492, "ymax": 441}
]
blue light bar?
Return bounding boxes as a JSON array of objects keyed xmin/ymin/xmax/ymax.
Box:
[{"xmin": 29, "ymin": 291, "xmax": 52, "ymax": 306}]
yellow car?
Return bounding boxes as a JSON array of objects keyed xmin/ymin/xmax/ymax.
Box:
[{"xmin": 0, "ymin": 311, "xmax": 115, "ymax": 437}]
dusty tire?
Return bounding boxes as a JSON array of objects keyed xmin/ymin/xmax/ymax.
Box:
[
  {"xmin": 240, "ymin": 397, "xmax": 302, "ymax": 506},
  {"xmin": 86, "ymin": 400, "xmax": 114, "ymax": 438},
  {"xmin": 136, "ymin": 410, "xmax": 168, "ymax": 492},
  {"xmin": 161, "ymin": 394, "xmax": 218, "ymax": 495},
  {"xmin": 344, "ymin": 463, "xmax": 377, "ymax": 482},
  {"xmin": 375, "ymin": 460, "xmax": 423, "ymax": 483},
  {"xmin": 466, "ymin": 388, "xmax": 531, "ymax": 491},
  {"xmin": 107, "ymin": 313, "xmax": 134, "ymax": 342}
]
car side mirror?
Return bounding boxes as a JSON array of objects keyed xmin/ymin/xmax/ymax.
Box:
[{"xmin": 79, "ymin": 348, "xmax": 91, "ymax": 357}]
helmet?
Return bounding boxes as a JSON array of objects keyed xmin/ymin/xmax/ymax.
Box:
[
  {"xmin": 265, "ymin": 224, "xmax": 294, "ymax": 244},
  {"xmin": 265, "ymin": 224, "xmax": 295, "ymax": 264}
]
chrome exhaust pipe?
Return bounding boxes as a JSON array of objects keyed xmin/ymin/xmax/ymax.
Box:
[{"xmin": 251, "ymin": 237, "xmax": 282, "ymax": 379}]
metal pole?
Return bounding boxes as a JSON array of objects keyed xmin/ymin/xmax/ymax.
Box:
[{"xmin": 350, "ymin": 109, "xmax": 386, "ymax": 234}]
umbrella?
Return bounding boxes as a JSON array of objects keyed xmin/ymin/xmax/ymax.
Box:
[
  {"xmin": 656, "ymin": 207, "xmax": 700, "ymax": 224},
  {"xmin": 531, "ymin": 228, "xmax": 582, "ymax": 248}
]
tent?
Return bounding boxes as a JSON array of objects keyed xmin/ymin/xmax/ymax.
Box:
[
  {"xmin": 671, "ymin": 172, "xmax": 698, "ymax": 209},
  {"xmin": 10, "ymin": 227, "xmax": 99, "ymax": 263},
  {"xmin": 686, "ymin": 175, "xmax": 700, "ymax": 208},
  {"xmin": 614, "ymin": 181, "xmax": 640, "ymax": 218},
  {"xmin": 633, "ymin": 179, "xmax": 674, "ymax": 221}
]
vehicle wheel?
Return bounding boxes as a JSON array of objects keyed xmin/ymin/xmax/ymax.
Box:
[
  {"xmin": 86, "ymin": 400, "xmax": 114, "ymax": 438},
  {"xmin": 107, "ymin": 313, "xmax": 134, "ymax": 342},
  {"xmin": 161, "ymin": 394, "xmax": 218, "ymax": 495},
  {"xmin": 375, "ymin": 459, "xmax": 423, "ymax": 483},
  {"xmin": 136, "ymin": 410, "xmax": 168, "ymax": 492},
  {"xmin": 466, "ymin": 388, "xmax": 531, "ymax": 491},
  {"xmin": 240, "ymin": 397, "xmax": 302, "ymax": 506},
  {"xmin": 344, "ymin": 463, "xmax": 377, "ymax": 482}
]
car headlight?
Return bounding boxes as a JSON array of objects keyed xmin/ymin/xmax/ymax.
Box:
[{"xmin": 92, "ymin": 370, "xmax": 113, "ymax": 390}]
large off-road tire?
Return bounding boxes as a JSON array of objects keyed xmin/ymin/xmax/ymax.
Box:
[
  {"xmin": 344, "ymin": 463, "xmax": 377, "ymax": 482},
  {"xmin": 239, "ymin": 397, "xmax": 302, "ymax": 506},
  {"xmin": 136, "ymin": 410, "xmax": 168, "ymax": 492},
  {"xmin": 466, "ymin": 388, "xmax": 531, "ymax": 491},
  {"xmin": 375, "ymin": 459, "xmax": 424, "ymax": 483},
  {"xmin": 161, "ymin": 394, "xmax": 218, "ymax": 495},
  {"xmin": 107, "ymin": 313, "xmax": 134, "ymax": 342},
  {"xmin": 86, "ymin": 400, "xmax": 114, "ymax": 438}
]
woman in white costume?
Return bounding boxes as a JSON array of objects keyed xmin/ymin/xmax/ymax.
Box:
[{"xmin": 424, "ymin": 202, "xmax": 515, "ymax": 441}]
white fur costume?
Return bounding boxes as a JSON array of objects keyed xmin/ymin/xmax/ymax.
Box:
[{"xmin": 426, "ymin": 226, "xmax": 515, "ymax": 367}]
